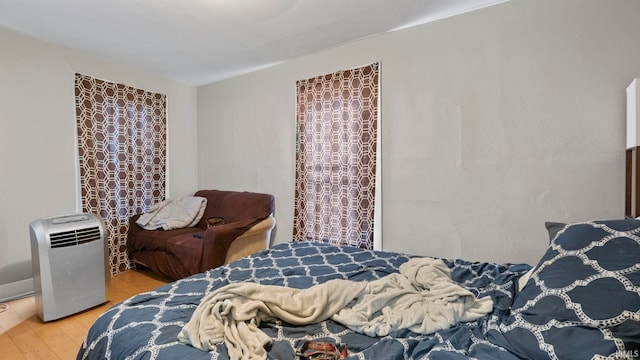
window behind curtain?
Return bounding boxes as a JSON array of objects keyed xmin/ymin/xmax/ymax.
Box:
[
  {"xmin": 293, "ymin": 63, "xmax": 379, "ymax": 249},
  {"xmin": 75, "ymin": 74, "xmax": 166, "ymax": 275}
]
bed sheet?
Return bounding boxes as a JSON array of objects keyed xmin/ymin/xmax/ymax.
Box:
[{"xmin": 77, "ymin": 241, "xmax": 531, "ymax": 360}]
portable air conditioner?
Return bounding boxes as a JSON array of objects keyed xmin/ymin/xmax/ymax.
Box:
[{"xmin": 29, "ymin": 213, "xmax": 110, "ymax": 322}]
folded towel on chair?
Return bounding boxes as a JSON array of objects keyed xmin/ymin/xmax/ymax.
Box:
[{"xmin": 136, "ymin": 196, "xmax": 207, "ymax": 230}]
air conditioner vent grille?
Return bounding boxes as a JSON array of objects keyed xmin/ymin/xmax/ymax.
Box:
[{"xmin": 49, "ymin": 226, "xmax": 101, "ymax": 248}]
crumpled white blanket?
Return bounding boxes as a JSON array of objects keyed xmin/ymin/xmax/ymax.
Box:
[
  {"xmin": 177, "ymin": 257, "xmax": 493, "ymax": 360},
  {"xmin": 136, "ymin": 196, "xmax": 207, "ymax": 230},
  {"xmin": 333, "ymin": 257, "xmax": 494, "ymax": 336},
  {"xmin": 178, "ymin": 279, "xmax": 364, "ymax": 360}
]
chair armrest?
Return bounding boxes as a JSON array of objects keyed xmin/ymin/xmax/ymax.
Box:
[
  {"xmin": 235, "ymin": 214, "xmax": 275, "ymax": 240},
  {"xmin": 225, "ymin": 215, "xmax": 276, "ymax": 263},
  {"xmin": 199, "ymin": 217, "xmax": 261, "ymax": 272}
]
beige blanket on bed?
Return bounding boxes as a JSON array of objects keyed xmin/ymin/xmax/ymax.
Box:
[{"xmin": 177, "ymin": 257, "xmax": 493, "ymax": 360}]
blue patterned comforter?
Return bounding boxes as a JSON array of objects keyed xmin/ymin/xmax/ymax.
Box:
[{"xmin": 77, "ymin": 241, "xmax": 531, "ymax": 359}]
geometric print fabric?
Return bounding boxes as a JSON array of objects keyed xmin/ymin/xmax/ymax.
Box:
[
  {"xmin": 293, "ymin": 63, "xmax": 379, "ymax": 249},
  {"xmin": 77, "ymin": 225, "xmax": 639, "ymax": 359},
  {"xmin": 496, "ymin": 220, "xmax": 640, "ymax": 360},
  {"xmin": 75, "ymin": 74, "xmax": 166, "ymax": 275},
  {"xmin": 78, "ymin": 241, "xmax": 531, "ymax": 360}
]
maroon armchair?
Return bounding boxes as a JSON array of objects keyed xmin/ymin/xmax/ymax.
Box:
[{"xmin": 127, "ymin": 189, "xmax": 275, "ymax": 280}]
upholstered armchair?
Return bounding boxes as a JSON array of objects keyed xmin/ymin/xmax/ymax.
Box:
[{"xmin": 127, "ymin": 189, "xmax": 275, "ymax": 280}]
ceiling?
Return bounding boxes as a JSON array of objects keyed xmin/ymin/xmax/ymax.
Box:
[{"xmin": 0, "ymin": 0, "xmax": 507, "ymax": 86}]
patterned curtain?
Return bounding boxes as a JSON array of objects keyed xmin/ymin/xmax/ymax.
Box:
[
  {"xmin": 75, "ymin": 74, "xmax": 167, "ymax": 275},
  {"xmin": 293, "ymin": 63, "xmax": 379, "ymax": 249}
]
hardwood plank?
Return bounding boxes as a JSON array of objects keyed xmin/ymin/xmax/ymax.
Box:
[
  {"xmin": 11, "ymin": 329, "xmax": 60, "ymax": 360},
  {"xmin": 58, "ymin": 317, "xmax": 90, "ymax": 346},
  {"xmin": 0, "ymin": 332, "xmax": 27, "ymax": 360},
  {"xmin": 0, "ymin": 305, "xmax": 27, "ymax": 335},
  {"xmin": 33, "ymin": 325, "xmax": 78, "ymax": 360},
  {"xmin": 5, "ymin": 319, "xmax": 33, "ymax": 338},
  {"xmin": 0, "ymin": 269, "xmax": 170, "ymax": 360},
  {"xmin": 23, "ymin": 315, "xmax": 49, "ymax": 333},
  {"xmin": 9, "ymin": 297, "xmax": 36, "ymax": 320}
]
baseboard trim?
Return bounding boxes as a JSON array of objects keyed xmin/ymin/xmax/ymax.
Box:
[{"xmin": 0, "ymin": 278, "xmax": 34, "ymax": 302}]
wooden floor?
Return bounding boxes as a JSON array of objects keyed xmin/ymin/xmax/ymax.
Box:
[{"xmin": 0, "ymin": 269, "xmax": 170, "ymax": 360}]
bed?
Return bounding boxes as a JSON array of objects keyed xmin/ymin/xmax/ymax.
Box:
[{"xmin": 77, "ymin": 219, "xmax": 639, "ymax": 359}]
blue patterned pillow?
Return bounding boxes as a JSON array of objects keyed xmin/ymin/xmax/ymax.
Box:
[{"xmin": 492, "ymin": 220, "xmax": 640, "ymax": 359}]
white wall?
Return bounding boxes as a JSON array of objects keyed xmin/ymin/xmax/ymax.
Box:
[
  {"xmin": 197, "ymin": 0, "xmax": 640, "ymax": 266},
  {"xmin": 0, "ymin": 28, "xmax": 198, "ymax": 289}
]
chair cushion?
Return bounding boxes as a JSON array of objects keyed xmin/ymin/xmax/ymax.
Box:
[
  {"xmin": 129, "ymin": 226, "xmax": 200, "ymax": 252},
  {"xmin": 167, "ymin": 232, "xmax": 206, "ymax": 275}
]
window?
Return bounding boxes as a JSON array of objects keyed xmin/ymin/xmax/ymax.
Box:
[
  {"xmin": 75, "ymin": 74, "xmax": 166, "ymax": 274},
  {"xmin": 293, "ymin": 63, "xmax": 379, "ymax": 249}
]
